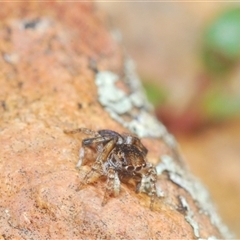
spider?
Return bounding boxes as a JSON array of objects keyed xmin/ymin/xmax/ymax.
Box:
[{"xmin": 64, "ymin": 128, "xmax": 157, "ymax": 209}]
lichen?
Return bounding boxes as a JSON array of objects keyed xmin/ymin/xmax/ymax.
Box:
[
  {"xmin": 95, "ymin": 57, "xmax": 176, "ymax": 151},
  {"xmin": 179, "ymin": 196, "xmax": 200, "ymax": 238},
  {"xmin": 156, "ymin": 155, "xmax": 234, "ymax": 239}
]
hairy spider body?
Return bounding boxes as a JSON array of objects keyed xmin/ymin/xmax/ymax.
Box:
[{"xmin": 64, "ymin": 128, "xmax": 157, "ymax": 209}]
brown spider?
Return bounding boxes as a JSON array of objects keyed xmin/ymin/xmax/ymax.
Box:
[{"xmin": 64, "ymin": 128, "xmax": 157, "ymax": 209}]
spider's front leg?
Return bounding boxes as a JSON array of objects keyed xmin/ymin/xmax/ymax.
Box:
[
  {"xmin": 64, "ymin": 127, "xmax": 100, "ymax": 138},
  {"xmin": 77, "ymin": 137, "xmax": 118, "ymax": 191},
  {"xmin": 64, "ymin": 128, "xmax": 101, "ymax": 168},
  {"xmin": 148, "ymin": 166, "xmax": 157, "ymax": 210},
  {"xmin": 136, "ymin": 164, "xmax": 157, "ymax": 210},
  {"xmin": 102, "ymin": 167, "xmax": 120, "ymax": 206}
]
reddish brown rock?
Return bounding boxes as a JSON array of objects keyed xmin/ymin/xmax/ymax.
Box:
[{"xmin": 0, "ymin": 2, "xmax": 232, "ymax": 239}]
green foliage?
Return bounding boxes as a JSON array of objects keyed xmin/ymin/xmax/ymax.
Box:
[
  {"xmin": 142, "ymin": 81, "xmax": 167, "ymax": 107},
  {"xmin": 203, "ymin": 8, "xmax": 240, "ymax": 75},
  {"xmin": 202, "ymin": 88, "xmax": 240, "ymax": 120}
]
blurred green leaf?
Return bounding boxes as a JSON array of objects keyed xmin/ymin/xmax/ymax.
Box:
[
  {"xmin": 202, "ymin": 89, "xmax": 240, "ymax": 120},
  {"xmin": 142, "ymin": 81, "xmax": 167, "ymax": 107},
  {"xmin": 203, "ymin": 8, "xmax": 240, "ymax": 74}
]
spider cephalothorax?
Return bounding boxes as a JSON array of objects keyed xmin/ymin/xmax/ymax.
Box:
[{"xmin": 64, "ymin": 128, "xmax": 157, "ymax": 209}]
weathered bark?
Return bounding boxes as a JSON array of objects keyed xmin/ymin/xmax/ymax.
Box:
[{"xmin": 0, "ymin": 2, "xmax": 233, "ymax": 239}]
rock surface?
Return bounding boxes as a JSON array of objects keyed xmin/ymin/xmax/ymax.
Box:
[{"xmin": 0, "ymin": 2, "xmax": 232, "ymax": 239}]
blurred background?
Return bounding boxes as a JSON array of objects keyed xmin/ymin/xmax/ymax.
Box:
[{"xmin": 97, "ymin": 2, "xmax": 240, "ymax": 237}]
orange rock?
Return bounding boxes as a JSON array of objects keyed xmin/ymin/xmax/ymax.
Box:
[{"xmin": 0, "ymin": 2, "xmax": 233, "ymax": 239}]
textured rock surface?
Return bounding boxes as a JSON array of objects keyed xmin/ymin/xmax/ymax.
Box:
[{"xmin": 0, "ymin": 2, "xmax": 232, "ymax": 239}]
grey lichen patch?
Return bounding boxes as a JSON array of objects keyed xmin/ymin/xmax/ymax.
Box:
[
  {"xmin": 179, "ymin": 196, "xmax": 218, "ymax": 240},
  {"xmin": 96, "ymin": 71, "xmax": 132, "ymax": 115},
  {"xmin": 156, "ymin": 155, "xmax": 234, "ymax": 239},
  {"xmin": 155, "ymin": 182, "xmax": 165, "ymax": 198},
  {"xmin": 95, "ymin": 58, "xmax": 176, "ymax": 151},
  {"xmin": 179, "ymin": 196, "xmax": 200, "ymax": 238}
]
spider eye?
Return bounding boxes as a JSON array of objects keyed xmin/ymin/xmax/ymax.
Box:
[
  {"xmin": 142, "ymin": 163, "xmax": 146, "ymax": 168},
  {"xmin": 135, "ymin": 166, "xmax": 142, "ymax": 171},
  {"xmin": 125, "ymin": 165, "xmax": 134, "ymax": 171}
]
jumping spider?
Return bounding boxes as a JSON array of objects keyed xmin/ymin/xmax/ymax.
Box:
[{"xmin": 64, "ymin": 128, "xmax": 157, "ymax": 209}]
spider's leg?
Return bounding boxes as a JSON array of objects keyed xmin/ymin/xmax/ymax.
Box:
[
  {"xmin": 77, "ymin": 160, "xmax": 103, "ymax": 191},
  {"xmin": 113, "ymin": 170, "xmax": 121, "ymax": 197},
  {"xmin": 76, "ymin": 141, "xmax": 104, "ymax": 168},
  {"xmin": 64, "ymin": 127, "xmax": 100, "ymax": 137},
  {"xmin": 148, "ymin": 166, "xmax": 157, "ymax": 210},
  {"xmin": 136, "ymin": 164, "xmax": 157, "ymax": 210},
  {"xmin": 98, "ymin": 130, "xmax": 123, "ymax": 141},
  {"xmin": 102, "ymin": 167, "xmax": 120, "ymax": 206},
  {"xmin": 64, "ymin": 128, "xmax": 117, "ymax": 145},
  {"xmin": 65, "ymin": 128, "xmax": 114, "ymax": 168},
  {"xmin": 82, "ymin": 135, "xmax": 113, "ymax": 147},
  {"xmin": 77, "ymin": 137, "xmax": 117, "ymax": 190},
  {"xmin": 77, "ymin": 149, "xmax": 104, "ymax": 190},
  {"xmin": 136, "ymin": 174, "xmax": 148, "ymax": 194},
  {"xmin": 64, "ymin": 128, "xmax": 101, "ymax": 168},
  {"xmin": 76, "ymin": 146, "xmax": 85, "ymax": 168}
]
